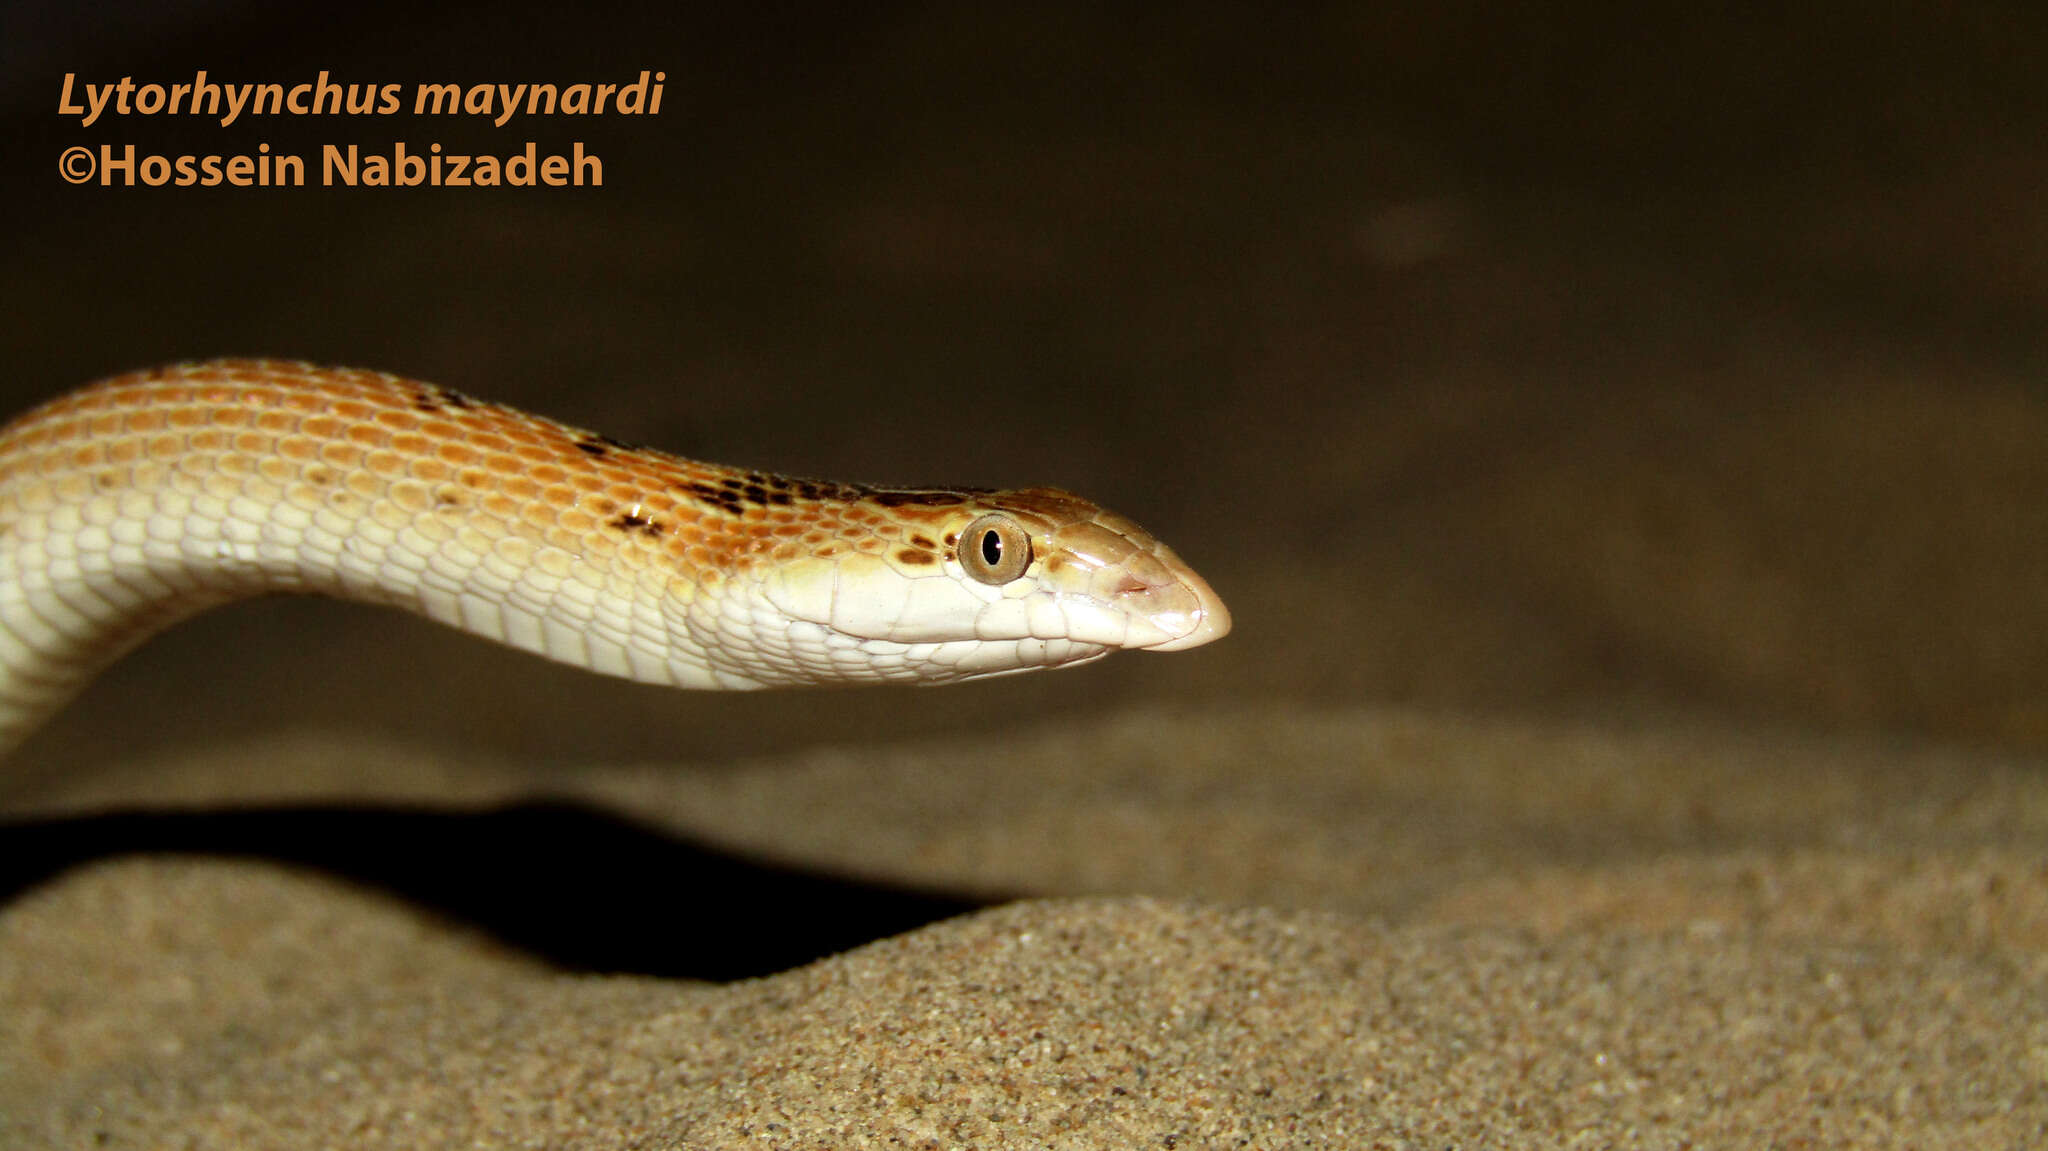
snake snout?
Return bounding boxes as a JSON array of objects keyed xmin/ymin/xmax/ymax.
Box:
[
  {"xmin": 1036, "ymin": 516, "xmax": 1231, "ymax": 654},
  {"xmin": 1122, "ymin": 550, "xmax": 1231, "ymax": 652}
]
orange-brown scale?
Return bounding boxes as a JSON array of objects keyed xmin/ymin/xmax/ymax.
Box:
[{"xmin": 3, "ymin": 363, "xmax": 983, "ymax": 596}]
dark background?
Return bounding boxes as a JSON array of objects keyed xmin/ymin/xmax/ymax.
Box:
[{"xmin": 3, "ymin": 3, "xmax": 2043, "ymax": 770}]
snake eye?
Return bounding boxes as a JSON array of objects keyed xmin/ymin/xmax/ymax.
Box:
[{"xmin": 957, "ymin": 513, "xmax": 1032, "ymax": 585}]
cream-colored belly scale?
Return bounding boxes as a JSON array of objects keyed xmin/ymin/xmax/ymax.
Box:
[{"xmin": 0, "ymin": 361, "xmax": 1228, "ymax": 753}]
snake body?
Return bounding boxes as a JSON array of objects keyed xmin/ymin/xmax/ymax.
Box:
[{"xmin": 0, "ymin": 361, "xmax": 1228, "ymax": 753}]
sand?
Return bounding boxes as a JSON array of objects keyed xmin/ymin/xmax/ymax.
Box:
[{"xmin": 3, "ymin": 706, "xmax": 2045, "ymax": 1147}]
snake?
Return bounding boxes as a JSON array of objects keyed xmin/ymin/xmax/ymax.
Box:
[{"xmin": 0, "ymin": 360, "xmax": 1228, "ymax": 755}]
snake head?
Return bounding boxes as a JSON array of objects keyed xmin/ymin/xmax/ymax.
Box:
[
  {"xmin": 959, "ymin": 487, "xmax": 1231, "ymax": 653},
  {"xmin": 751, "ymin": 485, "xmax": 1230, "ymax": 684}
]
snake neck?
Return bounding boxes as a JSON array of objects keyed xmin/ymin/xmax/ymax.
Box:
[{"xmin": 0, "ymin": 363, "xmax": 742, "ymax": 755}]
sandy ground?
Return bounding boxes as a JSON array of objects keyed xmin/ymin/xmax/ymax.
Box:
[
  {"xmin": 4, "ymin": 710, "xmax": 2046, "ymax": 1147},
  {"xmin": 4, "ymin": 5, "xmax": 2048, "ymax": 1147}
]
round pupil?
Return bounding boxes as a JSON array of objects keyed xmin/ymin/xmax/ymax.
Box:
[{"xmin": 979, "ymin": 529, "xmax": 1003, "ymax": 566}]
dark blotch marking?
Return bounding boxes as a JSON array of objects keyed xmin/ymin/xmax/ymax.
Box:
[
  {"xmin": 700, "ymin": 475, "xmax": 802, "ymax": 509},
  {"xmin": 785, "ymin": 478, "xmax": 870, "ymax": 503},
  {"xmin": 679, "ymin": 481, "xmax": 747, "ymax": 518},
  {"xmin": 609, "ymin": 512, "xmax": 665, "ymax": 537},
  {"xmin": 575, "ymin": 432, "xmax": 637, "ymax": 458},
  {"xmin": 684, "ymin": 471, "xmax": 873, "ymax": 510},
  {"xmin": 414, "ymin": 385, "xmax": 475, "ymax": 413},
  {"xmin": 895, "ymin": 549, "xmax": 937, "ymax": 566},
  {"xmin": 909, "ymin": 533, "xmax": 937, "ymax": 550},
  {"xmin": 871, "ymin": 490, "xmax": 972, "ymax": 508}
]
